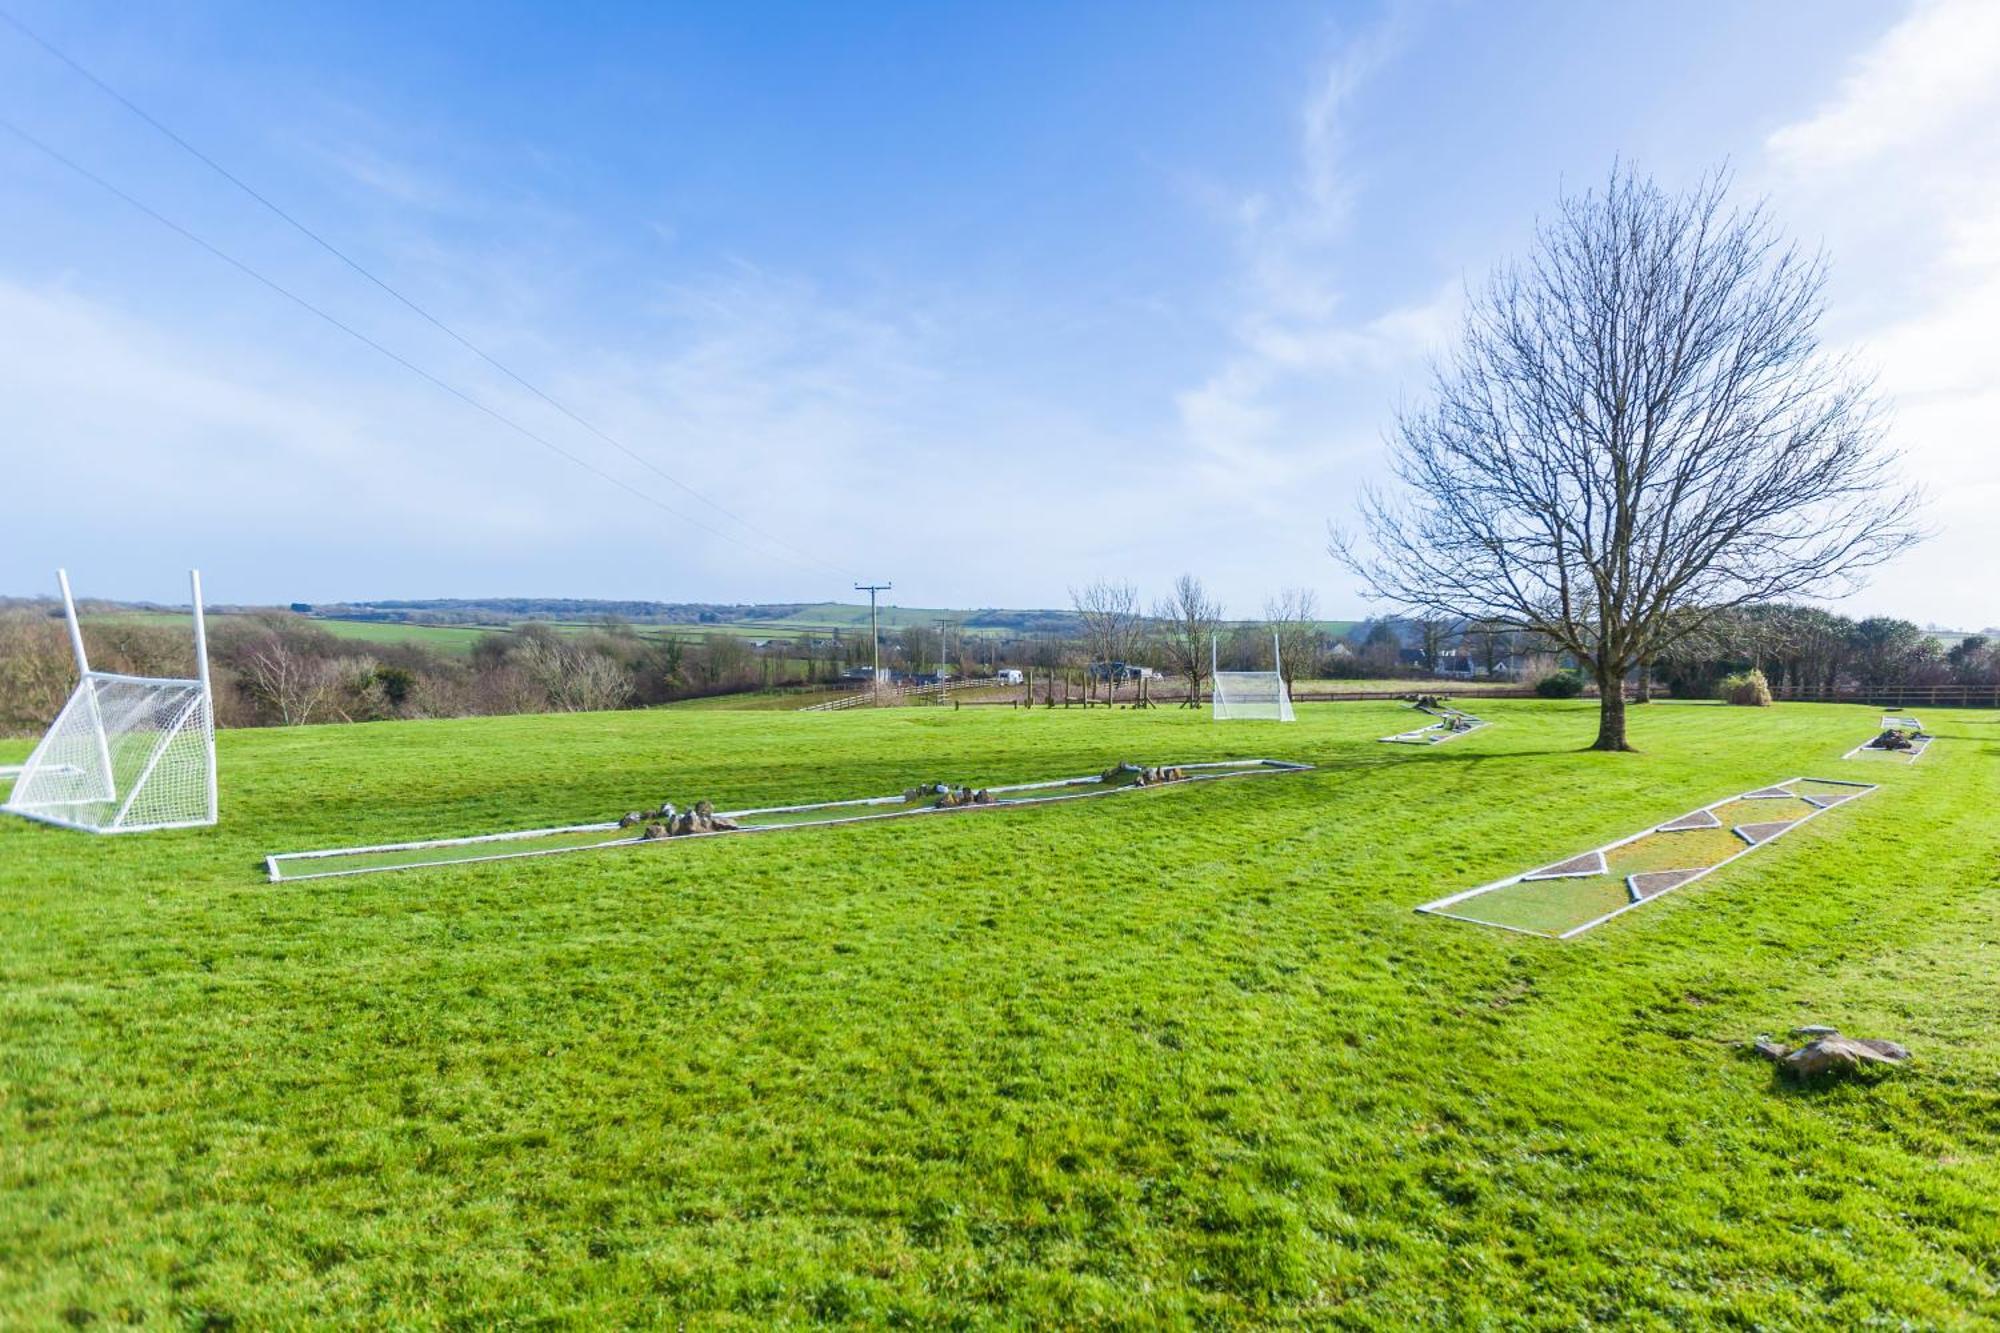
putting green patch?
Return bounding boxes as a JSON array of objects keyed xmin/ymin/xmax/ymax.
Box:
[
  {"xmin": 1417, "ymin": 776, "xmax": 1876, "ymax": 939},
  {"xmin": 1711, "ymin": 796, "xmax": 1820, "ymax": 824},
  {"xmin": 1605, "ymin": 827, "xmax": 1746, "ymax": 874},
  {"xmin": 1428, "ymin": 874, "xmax": 1634, "ymax": 936}
]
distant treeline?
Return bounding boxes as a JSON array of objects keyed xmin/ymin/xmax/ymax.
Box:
[
  {"xmin": 2, "ymin": 597, "xmax": 1991, "ymax": 735},
  {"xmin": 0, "ymin": 610, "xmax": 873, "ymax": 733}
]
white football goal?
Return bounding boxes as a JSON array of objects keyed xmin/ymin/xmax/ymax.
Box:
[
  {"xmin": 1212, "ymin": 634, "xmax": 1295, "ymax": 722},
  {"xmin": 3, "ymin": 570, "xmax": 218, "ymax": 834}
]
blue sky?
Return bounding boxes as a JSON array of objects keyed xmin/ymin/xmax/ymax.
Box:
[{"xmin": 2, "ymin": 1, "xmax": 1994, "ymax": 626}]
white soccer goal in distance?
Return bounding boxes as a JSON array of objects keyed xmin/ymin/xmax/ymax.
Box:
[
  {"xmin": 1212, "ymin": 632, "xmax": 1296, "ymax": 722},
  {"xmin": 2, "ymin": 569, "xmax": 218, "ymax": 834}
]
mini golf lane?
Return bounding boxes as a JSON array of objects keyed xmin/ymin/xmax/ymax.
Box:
[{"xmin": 1415, "ymin": 776, "xmax": 1878, "ymax": 939}]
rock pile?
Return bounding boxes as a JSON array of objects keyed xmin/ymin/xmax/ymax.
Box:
[
  {"xmin": 1753, "ymin": 1026, "xmax": 1911, "ymax": 1081},
  {"xmin": 1102, "ymin": 762, "xmax": 1188, "ymax": 786},
  {"xmin": 1871, "ymin": 729, "xmax": 1916, "ymax": 751},
  {"xmin": 667, "ymin": 800, "xmax": 741, "ymax": 836},
  {"xmin": 622, "ymin": 798, "xmax": 742, "ymax": 838},
  {"xmin": 899, "ymin": 781, "xmax": 999, "ymax": 808}
]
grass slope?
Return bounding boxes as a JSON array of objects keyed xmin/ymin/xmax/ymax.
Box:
[{"xmin": 2, "ymin": 701, "xmax": 1997, "ymax": 1326}]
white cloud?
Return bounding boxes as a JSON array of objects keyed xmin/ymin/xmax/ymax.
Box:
[
  {"xmin": 1761, "ymin": 0, "xmax": 2000, "ymax": 628},
  {"xmin": 1766, "ymin": 0, "xmax": 2000, "ymax": 172},
  {"xmin": 1173, "ymin": 13, "xmax": 1450, "ymax": 525}
]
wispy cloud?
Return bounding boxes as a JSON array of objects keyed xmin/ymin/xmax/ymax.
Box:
[
  {"xmin": 1761, "ymin": 0, "xmax": 2000, "ymax": 628},
  {"xmin": 1173, "ymin": 11, "xmax": 1449, "ymax": 511}
]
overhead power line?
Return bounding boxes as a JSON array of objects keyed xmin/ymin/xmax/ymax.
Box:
[
  {"xmin": 0, "ymin": 6, "xmax": 848, "ymax": 580},
  {"xmin": 0, "ymin": 114, "xmax": 822, "ymax": 569}
]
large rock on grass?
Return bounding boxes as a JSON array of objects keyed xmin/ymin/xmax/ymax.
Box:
[{"xmin": 1755, "ymin": 1028, "xmax": 1911, "ymax": 1081}]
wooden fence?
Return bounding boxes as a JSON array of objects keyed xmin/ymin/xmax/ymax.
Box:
[{"xmin": 1769, "ymin": 682, "xmax": 2000, "ymax": 708}]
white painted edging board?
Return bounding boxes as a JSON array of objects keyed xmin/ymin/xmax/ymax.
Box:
[
  {"xmin": 267, "ymin": 758, "xmax": 1314, "ymax": 883},
  {"xmin": 1415, "ymin": 776, "xmax": 1878, "ymax": 940}
]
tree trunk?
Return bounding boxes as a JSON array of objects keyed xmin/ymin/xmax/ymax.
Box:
[
  {"xmin": 1593, "ymin": 671, "xmax": 1632, "ymax": 751},
  {"xmin": 1635, "ymin": 660, "xmax": 1653, "ymax": 703}
]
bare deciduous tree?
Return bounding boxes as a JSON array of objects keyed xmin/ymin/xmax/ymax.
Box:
[
  {"xmin": 1153, "ymin": 574, "xmax": 1223, "ymax": 706},
  {"xmin": 239, "ymin": 634, "xmax": 338, "ymax": 726},
  {"xmin": 516, "ymin": 635, "xmax": 634, "ymax": 712},
  {"xmin": 1263, "ymin": 588, "xmax": 1321, "ymax": 688},
  {"xmin": 1070, "ymin": 579, "xmax": 1141, "ymax": 701},
  {"xmin": 0, "ymin": 611, "xmax": 78, "ymax": 734},
  {"xmin": 1466, "ymin": 620, "xmax": 1518, "ymax": 679},
  {"xmin": 1335, "ymin": 167, "xmax": 1923, "ymax": 750},
  {"xmin": 1414, "ymin": 614, "xmax": 1461, "ymax": 675}
]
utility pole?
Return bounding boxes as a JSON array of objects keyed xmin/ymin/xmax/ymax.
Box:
[
  {"xmin": 935, "ymin": 617, "xmax": 953, "ymax": 678},
  {"xmin": 855, "ymin": 582, "xmax": 891, "ymax": 695}
]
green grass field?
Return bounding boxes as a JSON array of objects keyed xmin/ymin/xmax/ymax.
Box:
[{"xmin": 2, "ymin": 700, "xmax": 1996, "ymax": 1326}]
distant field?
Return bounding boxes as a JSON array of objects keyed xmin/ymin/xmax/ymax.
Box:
[
  {"xmin": 2, "ymin": 699, "xmax": 1995, "ymax": 1325},
  {"xmin": 75, "ymin": 605, "xmax": 1363, "ymax": 661},
  {"xmin": 311, "ymin": 619, "xmax": 499, "ymax": 651}
]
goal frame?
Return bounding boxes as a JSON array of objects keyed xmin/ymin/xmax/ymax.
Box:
[
  {"xmin": 1210, "ymin": 633, "xmax": 1296, "ymax": 722},
  {"xmin": 2, "ymin": 569, "xmax": 218, "ymax": 835}
]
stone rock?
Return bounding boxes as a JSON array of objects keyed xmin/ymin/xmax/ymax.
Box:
[
  {"xmin": 641, "ymin": 822, "xmax": 668, "ymax": 840},
  {"xmin": 1854, "ymin": 1037, "xmax": 1911, "ymax": 1061},
  {"xmin": 1792, "ymin": 1024, "xmax": 1840, "ymax": 1039},
  {"xmin": 618, "ymin": 812, "xmax": 644, "ymax": 828},
  {"xmin": 1780, "ymin": 1035, "xmax": 1910, "ymax": 1080}
]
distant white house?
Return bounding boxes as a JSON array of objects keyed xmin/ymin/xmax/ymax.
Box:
[{"xmin": 994, "ymin": 668, "xmax": 1025, "ymax": 685}]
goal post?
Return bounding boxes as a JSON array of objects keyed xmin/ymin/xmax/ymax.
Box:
[
  {"xmin": 1212, "ymin": 632, "xmax": 1295, "ymax": 722},
  {"xmin": 2, "ymin": 569, "xmax": 218, "ymax": 834}
]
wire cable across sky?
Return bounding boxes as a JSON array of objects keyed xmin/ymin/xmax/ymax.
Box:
[
  {"xmin": 0, "ymin": 114, "xmax": 839, "ymax": 577},
  {"xmin": 0, "ymin": 6, "xmax": 853, "ymax": 583}
]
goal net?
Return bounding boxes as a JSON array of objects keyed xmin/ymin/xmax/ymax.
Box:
[
  {"xmin": 3, "ymin": 571, "xmax": 217, "ymax": 834},
  {"xmin": 1212, "ymin": 633, "xmax": 1295, "ymax": 722}
]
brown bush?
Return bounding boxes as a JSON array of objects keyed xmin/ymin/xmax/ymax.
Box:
[{"xmin": 1718, "ymin": 668, "xmax": 1773, "ymax": 707}]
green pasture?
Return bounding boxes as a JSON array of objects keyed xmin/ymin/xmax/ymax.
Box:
[{"xmin": 1, "ymin": 700, "xmax": 1996, "ymax": 1326}]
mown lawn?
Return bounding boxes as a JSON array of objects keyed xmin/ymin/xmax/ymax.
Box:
[{"xmin": 1, "ymin": 699, "xmax": 1996, "ymax": 1327}]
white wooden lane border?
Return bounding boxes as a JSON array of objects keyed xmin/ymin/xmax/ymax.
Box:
[{"xmin": 267, "ymin": 758, "xmax": 1315, "ymax": 883}]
